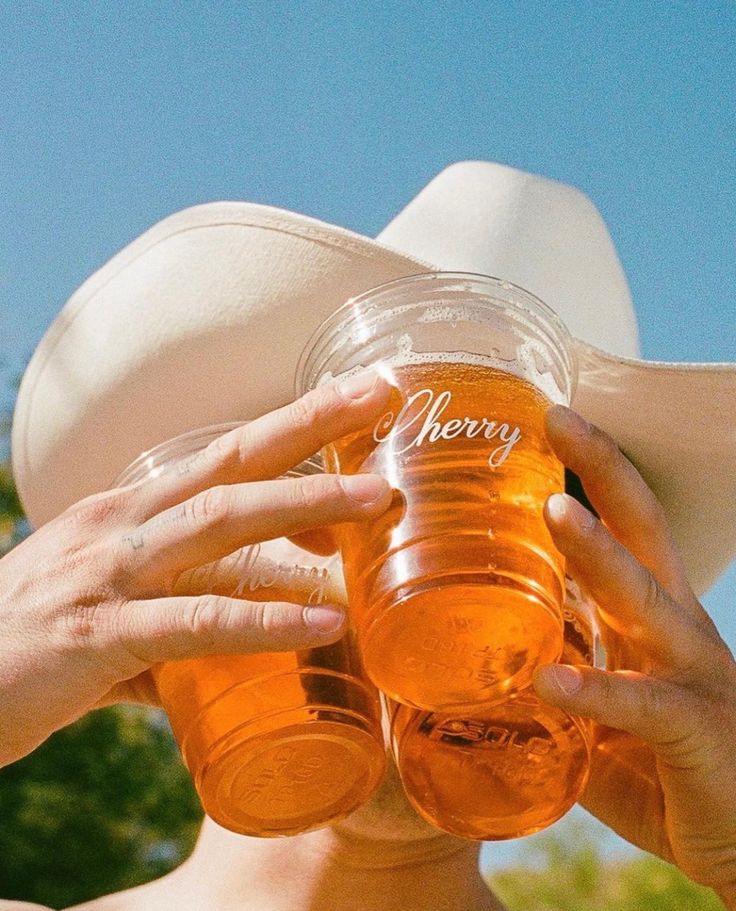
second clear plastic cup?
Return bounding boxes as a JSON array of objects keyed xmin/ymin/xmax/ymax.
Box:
[
  {"xmin": 116, "ymin": 425, "xmax": 386, "ymax": 837},
  {"xmin": 297, "ymin": 272, "xmax": 577, "ymax": 712}
]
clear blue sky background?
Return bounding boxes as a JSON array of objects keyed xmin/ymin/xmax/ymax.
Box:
[{"xmin": 1, "ymin": 0, "xmax": 735, "ymax": 874}]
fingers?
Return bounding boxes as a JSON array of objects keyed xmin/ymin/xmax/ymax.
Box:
[
  {"xmin": 533, "ymin": 664, "xmax": 705, "ymax": 764},
  {"xmin": 545, "ymin": 492, "xmax": 720, "ymax": 672},
  {"xmin": 95, "ymin": 672, "xmax": 161, "ymax": 709},
  {"xmin": 173, "ymin": 543, "xmax": 346, "ymax": 607},
  {"xmin": 113, "ymin": 595, "xmax": 348, "ymax": 664},
  {"xmin": 126, "ymin": 370, "xmax": 392, "ymax": 521},
  {"xmin": 123, "ymin": 473, "xmax": 391, "ymax": 586},
  {"xmin": 546, "ymin": 405, "xmax": 693, "ymax": 605},
  {"xmin": 577, "ymin": 729, "xmax": 674, "ymax": 864},
  {"xmin": 535, "ymin": 653, "xmax": 736, "ymax": 874}
]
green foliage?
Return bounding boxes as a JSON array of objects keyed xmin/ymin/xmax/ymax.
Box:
[
  {"xmin": 0, "ymin": 462, "xmax": 22, "ymax": 518},
  {"xmin": 488, "ymin": 819, "xmax": 726, "ymax": 911},
  {"xmin": 0, "ymin": 461, "xmax": 25, "ymax": 554},
  {"xmin": 0, "ymin": 706, "xmax": 203, "ymax": 908}
]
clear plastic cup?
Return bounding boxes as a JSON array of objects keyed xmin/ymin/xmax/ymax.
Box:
[
  {"xmin": 297, "ymin": 272, "xmax": 576, "ymax": 712},
  {"xmin": 388, "ymin": 578, "xmax": 595, "ymax": 840},
  {"xmin": 117, "ymin": 425, "xmax": 386, "ymax": 836}
]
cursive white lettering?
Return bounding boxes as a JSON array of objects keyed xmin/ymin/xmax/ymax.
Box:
[
  {"xmin": 232, "ymin": 542, "xmax": 330, "ymax": 604},
  {"xmin": 373, "ymin": 388, "xmax": 522, "ymax": 469}
]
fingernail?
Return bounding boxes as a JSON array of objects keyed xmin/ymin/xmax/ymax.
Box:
[
  {"xmin": 340, "ymin": 473, "xmax": 388, "ymax": 504},
  {"xmin": 546, "ymin": 492, "xmax": 570, "ymax": 523},
  {"xmin": 538, "ymin": 664, "xmax": 584, "ymax": 696},
  {"xmin": 547, "ymin": 492, "xmax": 595, "ymax": 531},
  {"xmin": 551, "ymin": 405, "xmax": 590, "ymax": 436},
  {"xmin": 305, "ymin": 605, "xmax": 346, "ymax": 633},
  {"xmin": 339, "ymin": 369, "xmax": 379, "ymax": 400}
]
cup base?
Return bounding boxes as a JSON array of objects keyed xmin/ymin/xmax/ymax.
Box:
[
  {"xmin": 363, "ymin": 582, "xmax": 562, "ymax": 712},
  {"xmin": 394, "ymin": 695, "xmax": 591, "ymax": 840},
  {"xmin": 197, "ymin": 714, "xmax": 387, "ymax": 837}
]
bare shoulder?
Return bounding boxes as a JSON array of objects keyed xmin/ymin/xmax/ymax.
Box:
[
  {"xmin": 62, "ymin": 888, "xmax": 151, "ymax": 910},
  {"xmin": 60, "ymin": 898, "xmax": 124, "ymax": 911},
  {"xmin": 4, "ymin": 894, "xmax": 141, "ymax": 911},
  {"xmin": 0, "ymin": 903, "xmax": 57, "ymax": 911},
  {"xmin": 61, "ymin": 869, "xmax": 186, "ymax": 911}
]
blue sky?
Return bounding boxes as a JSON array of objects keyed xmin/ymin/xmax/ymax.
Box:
[{"xmin": 1, "ymin": 0, "xmax": 735, "ymax": 871}]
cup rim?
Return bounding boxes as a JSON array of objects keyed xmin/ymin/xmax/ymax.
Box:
[
  {"xmin": 295, "ymin": 271, "xmax": 577, "ymax": 401},
  {"xmin": 116, "ymin": 421, "xmax": 323, "ymax": 486}
]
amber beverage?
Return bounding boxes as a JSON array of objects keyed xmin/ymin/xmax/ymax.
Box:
[
  {"xmin": 117, "ymin": 426, "xmax": 386, "ymax": 837},
  {"xmin": 390, "ymin": 579, "xmax": 596, "ymax": 840},
  {"xmin": 297, "ymin": 273, "xmax": 577, "ymax": 712}
]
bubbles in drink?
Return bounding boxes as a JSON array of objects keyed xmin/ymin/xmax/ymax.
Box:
[{"xmin": 326, "ymin": 359, "xmax": 565, "ymax": 712}]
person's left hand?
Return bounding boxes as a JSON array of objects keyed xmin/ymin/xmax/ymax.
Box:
[
  {"xmin": 0, "ymin": 372, "xmax": 393, "ymax": 766},
  {"xmin": 534, "ymin": 406, "xmax": 736, "ymax": 908}
]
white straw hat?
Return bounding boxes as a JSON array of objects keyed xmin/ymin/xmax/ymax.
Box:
[{"xmin": 11, "ymin": 161, "xmax": 736, "ymax": 596}]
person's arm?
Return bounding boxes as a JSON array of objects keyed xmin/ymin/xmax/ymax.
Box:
[
  {"xmin": 0, "ymin": 371, "xmax": 391, "ymax": 766},
  {"xmin": 535, "ymin": 405, "xmax": 736, "ymax": 909}
]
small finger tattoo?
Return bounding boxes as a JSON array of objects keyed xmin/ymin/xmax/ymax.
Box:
[
  {"xmin": 123, "ymin": 533, "xmax": 145, "ymax": 550},
  {"xmin": 176, "ymin": 450, "xmax": 208, "ymax": 477}
]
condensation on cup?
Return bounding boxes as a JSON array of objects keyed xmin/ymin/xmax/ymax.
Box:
[
  {"xmin": 388, "ymin": 578, "xmax": 597, "ymax": 840},
  {"xmin": 297, "ymin": 272, "xmax": 578, "ymax": 712},
  {"xmin": 116, "ymin": 425, "xmax": 386, "ymax": 837}
]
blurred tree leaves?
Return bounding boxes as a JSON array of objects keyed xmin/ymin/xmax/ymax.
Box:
[
  {"xmin": 0, "ymin": 401, "xmax": 28, "ymax": 553},
  {"xmin": 0, "ymin": 706, "xmax": 202, "ymax": 907},
  {"xmin": 0, "ymin": 461, "xmax": 24, "ymax": 553}
]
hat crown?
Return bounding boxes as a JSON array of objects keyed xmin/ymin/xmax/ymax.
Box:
[{"xmin": 378, "ymin": 161, "xmax": 640, "ymax": 358}]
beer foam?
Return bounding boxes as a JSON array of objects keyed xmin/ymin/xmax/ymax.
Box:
[
  {"xmin": 416, "ymin": 304, "xmax": 471, "ymax": 324},
  {"xmin": 321, "ymin": 343, "xmax": 566, "ymax": 404}
]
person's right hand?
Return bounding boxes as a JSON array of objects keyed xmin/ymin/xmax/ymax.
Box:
[
  {"xmin": 0, "ymin": 371, "xmax": 392, "ymax": 768},
  {"xmin": 534, "ymin": 406, "xmax": 736, "ymax": 908}
]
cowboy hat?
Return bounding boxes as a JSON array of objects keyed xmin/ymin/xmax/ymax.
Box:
[{"xmin": 11, "ymin": 161, "xmax": 736, "ymax": 596}]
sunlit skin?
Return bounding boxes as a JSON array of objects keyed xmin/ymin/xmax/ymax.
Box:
[
  {"xmin": 535, "ymin": 406, "xmax": 736, "ymax": 904},
  {"xmin": 0, "ymin": 374, "xmax": 733, "ymax": 909}
]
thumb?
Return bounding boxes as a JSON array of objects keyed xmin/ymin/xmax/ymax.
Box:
[
  {"xmin": 533, "ymin": 664, "xmax": 700, "ymax": 761},
  {"xmin": 115, "ymin": 595, "xmax": 347, "ymax": 664}
]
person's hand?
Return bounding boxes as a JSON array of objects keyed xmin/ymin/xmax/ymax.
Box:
[
  {"xmin": 0, "ymin": 371, "xmax": 392, "ymax": 768},
  {"xmin": 533, "ymin": 406, "xmax": 736, "ymax": 907}
]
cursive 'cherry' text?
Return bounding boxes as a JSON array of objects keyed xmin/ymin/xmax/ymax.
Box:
[{"xmin": 373, "ymin": 388, "xmax": 522, "ymax": 468}]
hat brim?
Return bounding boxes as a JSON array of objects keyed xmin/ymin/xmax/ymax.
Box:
[{"xmin": 12, "ymin": 202, "xmax": 736, "ymax": 596}]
